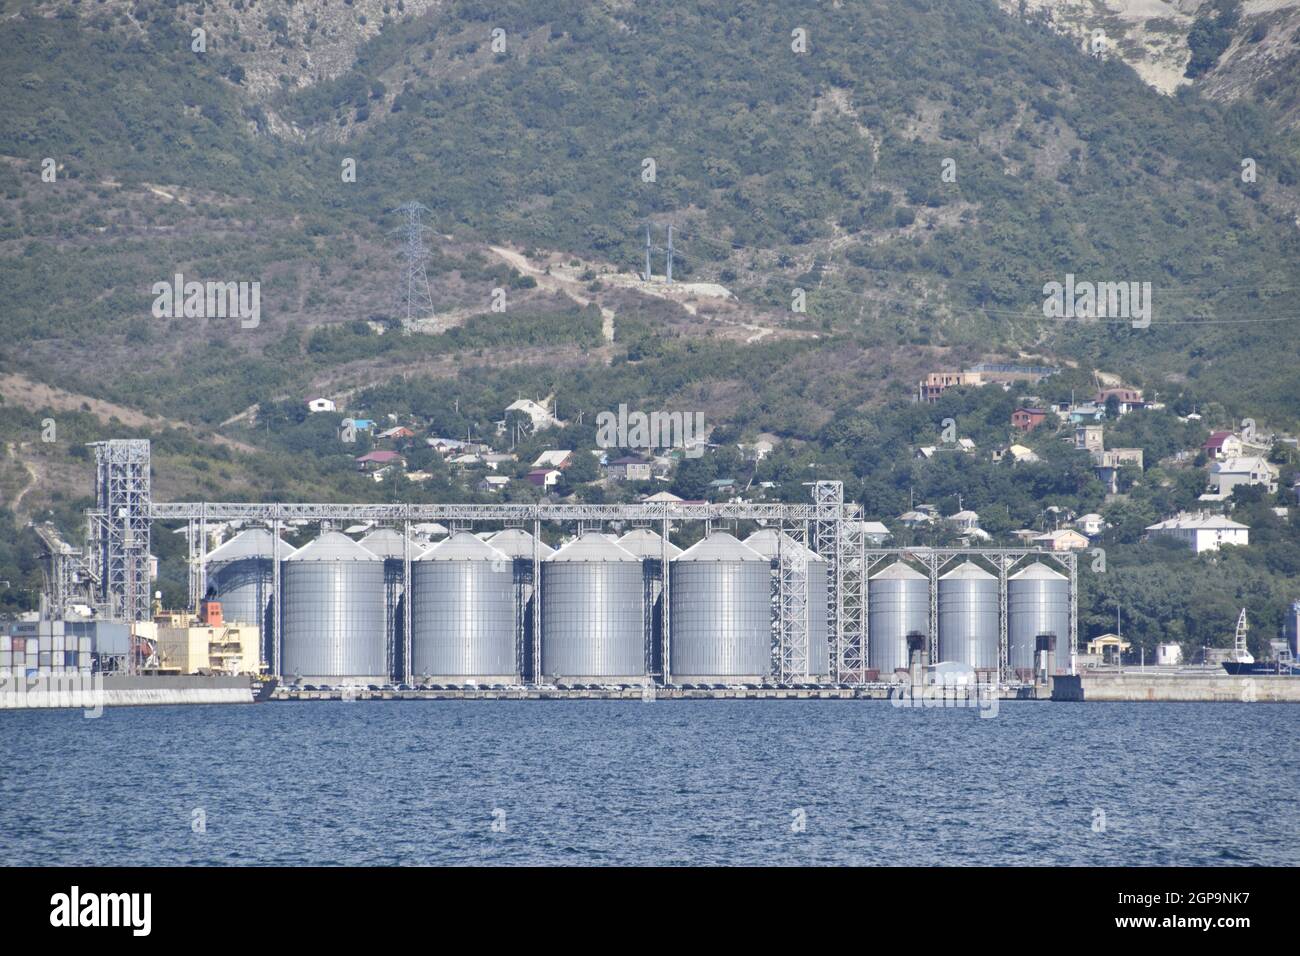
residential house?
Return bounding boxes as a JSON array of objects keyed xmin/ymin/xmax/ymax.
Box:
[
  {"xmin": 426, "ymin": 436, "xmax": 471, "ymax": 455},
  {"xmin": 306, "ymin": 397, "xmax": 336, "ymax": 413},
  {"xmin": 949, "ymin": 510, "xmax": 981, "ymax": 533},
  {"xmin": 1074, "ymin": 425, "xmax": 1105, "ymax": 455},
  {"xmin": 481, "ymin": 453, "xmax": 517, "ymax": 471},
  {"xmin": 607, "ymin": 456, "xmax": 653, "ymax": 481},
  {"xmin": 709, "ymin": 478, "xmax": 737, "ymax": 494},
  {"xmin": 448, "ymin": 453, "xmax": 483, "ymax": 468},
  {"xmin": 918, "ymin": 371, "xmax": 983, "ymax": 403},
  {"xmin": 377, "ymin": 426, "xmax": 415, "ymax": 440},
  {"xmin": 532, "ymin": 449, "xmax": 574, "ymax": 470},
  {"xmin": 1075, "ymin": 513, "xmax": 1106, "ymax": 537},
  {"xmin": 1093, "ymin": 448, "xmax": 1144, "ymax": 494},
  {"xmin": 354, "ymin": 450, "xmax": 404, "ymax": 472},
  {"xmin": 477, "ymin": 475, "xmax": 511, "ymax": 493},
  {"xmin": 897, "ymin": 510, "xmax": 934, "ymax": 528},
  {"xmin": 526, "ymin": 468, "xmax": 562, "ymax": 488},
  {"xmin": 642, "ymin": 491, "xmax": 684, "ymax": 503},
  {"xmin": 1203, "ymin": 431, "xmax": 1244, "ymax": 461},
  {"xmin": 1094, "ymin": 387, "xmax": 1146, "ymax": 415},
  {"xmin": 1032, "ymin": 529, "xmax": 1090, "ymax": 552},
  {"xmin": 1011, "ymin": 407, "xmax": 1048, "ymax": 432},
  {"xmin": 853, "ymin": 521, "xmax": 891, "ymax": 545},
  {"xmin": 506, "ymin": 398, "xmax": 563, "ymax": 431},
  {"xmin": 1066, "ymin": 402, "xmax": 1107, "ymax": 424},
  {"xmin": 1201, "ymin": 456, "xmax": 1279, "ymax": 501},
  {"xmin": 1145, "ymin": 512, "xmax": 1250, "ymax": 553},
  {"xmin": 742, "ymin": 439, "xmax": 775, "ymax": 462},
  {"xmin": 994, "ymin": 444, "xmax": 1040, "ymax": 464}
]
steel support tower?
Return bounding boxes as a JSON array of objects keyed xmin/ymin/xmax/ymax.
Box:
[{"xmin": 85, "ymin": 440, "xmax": 151, "ymax": 624}]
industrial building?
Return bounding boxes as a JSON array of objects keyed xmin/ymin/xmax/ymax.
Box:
[
  {"xmin": 35, "ymin": 441, "xmax": 1084, "ymax": 689},
  {"xmin": 155, "ymin": 600, "xmax": 261, "ymax": 676}
]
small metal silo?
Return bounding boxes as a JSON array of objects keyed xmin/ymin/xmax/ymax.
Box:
[
  {"xmin": 281, "ymin": 531, "xmax": 386, "ymax": 682},
  {"xmin": 487, "ymin": 529, "xmax": 555, "ymax": 681},
  {"xmin": 541, "ymin": 533, "xmax": 645, "ymax": 682},
  {"xmin": 359, "ymin": 528, "xmax": 413, "ymax": 681},
  {"xmin": 618, "ymin": 528, "xmax": 682, "ymax": 677},
  {"xmin": 744, "ymin": 530, "xmax": 829, "ymax": 680},
  {"xmin": 412, "ymin": 532, "xmax": 516, "ymax": 682},
  {"xmin": 670, "ymin": 532, "xmax": 771, "ymax": 682},
  {"xmin": 868, "ymin": 562, "xmax": 930, "ymax": 677},
  {"xmin": 937, "ymin": 561, "xmax": 999, "ymax": 670},
  {"xmin": 1008, "ymin": 563, "xmax": 1071, "ymax": 674}
]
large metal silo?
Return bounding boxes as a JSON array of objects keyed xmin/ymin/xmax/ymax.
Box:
[
  {"xmin": 868, "ymin": 562, "xmax": 930, "ymax": 677},
  {"xmin": 618, "ymin": 528, "xmax": 681, "ymax": 678},
  {"xmin": 487, "ymin": 529, "xmax": 555, "ymax": 681},
  {"xmin": 744, "ymin": 530, "xmax": 829, "ymax": 680},
  {"xmin": 938, "ymin": 561, "xmax": 999, "ymax": 670},
  {"xmin": 412, "ymin": 533, "xmax": 516, "ymax": 682},
  {"xmin": 206, "ymin": 528, "xmax": 296, "ymax": 672},
  {"xmin": 541, "ymin": 533, "xmax": 645, "ymax": 682},
  {"xmin": 1008, "ymin": 563, "xmax": 1071, "ymax": 674},
  {"xmin": 671, "ymin": 533, "xmax": 771, "ymax": 682},
  {"xmin": 281, "ymin": 531, "xmax": 386, "ymax": 681},
  {"xmin": 359, "ymin": 528, "xmax": 413, "ymax": 681}
]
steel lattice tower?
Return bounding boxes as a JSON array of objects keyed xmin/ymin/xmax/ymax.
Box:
[
  {"xmin": 86, "ymin": 440, "xmax": 151, "ymax": 624},
  {"xmin": 392, "ymin": 201, "xmax": 435, "ymax": 332}
]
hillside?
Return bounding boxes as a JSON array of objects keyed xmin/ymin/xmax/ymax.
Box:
[{"xmin": 1, "ymin": 0, "xmax": 1299, "ymax": 652}]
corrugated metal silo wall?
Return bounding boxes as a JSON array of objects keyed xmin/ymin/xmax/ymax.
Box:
[
  {"xmin": 669, "ymin": 561, "xmax": 771, "ymax": 679},
  {"xmin": 210, "ymin": 558, "xmax": 270, "ymax": 628},
  {"xmin": 1008, "ymin": 577, "xmax": 1070, "ymax": 672},
  {"xmin": 281, "ymin": 561, "xmax": 386, "ymax": 679},
  {"xmin": 541, "ymin": 561, "xmax": 645, "ymax": 678},
  {"xmin": 938, "ymin": 577, "xmax": 1000, "ymax": 669},
  {"xmin": 808, "ymin": 560, "xmax": 830, "ymax": 678},
  {"xmin": 868, "ymin": 577, "xmax": 929, "ymax": 674},
  {"xmin": 513, "ymin": 559, "xmax": 535, "ymax": 681},
  {"xmin": 211, "ymin": 557, "xmax": 275, "ymax": 670},
  {"xmin": 412, "ymin": 560, "xmax": 516, "ymax": 678},
  {"xmin": 383, "ymin": 558, "xmax": 405, "ymax": 680}
]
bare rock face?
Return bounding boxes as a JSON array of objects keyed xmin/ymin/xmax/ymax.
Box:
[{"xmin": 996, "ymin": 0, "xmax": 1300, "ymax": 126}]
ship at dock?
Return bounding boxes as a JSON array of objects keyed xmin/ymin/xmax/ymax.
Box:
[{"xmin": 1221, "ymin": 609, "xmax": 1300, "ymax": 676}]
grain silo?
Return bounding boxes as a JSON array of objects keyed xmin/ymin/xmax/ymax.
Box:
[
  {"xmin": 206, "ymin": 528, "xmax": 296, "ymax": 669},
  {"xmin": 937, "ymin": 561, "xmax": 999, "ymax": 670},
  {"xmin": 540, "ymin": 533, "xmax": 645, "ymax": 683},
  {"xmin": 411, "ymin": 533, "xmax": 516, "ymax": 683},
  {"xmin": 281, "ymin": 531, "xmax": 386, "ymax": 682},
  {"xmin": 618, "ymin": 528, "xmax": 681, "ymax": 677},
  {"xmin": 868, "ymin": 562, "xmax": 930, "ymax": 677},
  {"xmin": 359, "ymin": 528, "xmax": 413, "ymax": 681},
  {"xmin": 670, "ymin": 532, "xmax": 771, "ymax": 683},
  {"xmin": 1008, "ymin": 563, "xmax": 1071, "ymax": 674},
  {"xmin": 744, "ymin": 529, "xmax": 830, "ymax": 680},
  {"xmin": 487, "ymin": 529, "xmax": 555, "ymax": 681}
]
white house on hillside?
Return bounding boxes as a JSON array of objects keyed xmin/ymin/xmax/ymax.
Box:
[
  {"xmin": 1145, "ymin": 512, "xmax": 1249, "ymax": 553},
  {"xmin": 307, "ymin": 397, "xmax": 336, "ymax": 413},
  {"xmin": 506, "ymin": 398, "xmax": 563, "ymax": 431},
  {"xmin": 1200, "ymin": 456, "xmax": 1279, "ymax": 501}
]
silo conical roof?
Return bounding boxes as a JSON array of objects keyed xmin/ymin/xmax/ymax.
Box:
[
  {"xmin": 743, "ymin": 529, "xmax": 822, "ymax": 562},
  {"xmin": 869, "ymin": 561, "xmax": 928, "ymax": 581},
  {"xmin": 618, "ymin": 528, "xmax": 682, "ymax": 559},
  {"xmin": 206, "ymin": 527, "xmax": 296, "ymax": 563},
  {"xmin": 675, "ymin": 531, "xmax": 767, "ymax": 563},
  {"xmin": 358, "ymin": 528, "xmax": 415, "ymax": 560},
  {"xmin": 285, "ymin": 530, "xmax": 381, "ymax": 562},
  {"xmin": 1009, "ymin": 562, "xmax": 1066, "ymax": 581},
  {"xmin": 940, "ymin": 560, "xmax": 996, "ymax": 580},
  {"xmin": 545, "ymin": 532, "xmax": 640, "ymax": 563},
  {"xmin": 488, "ymin": 529, "xmax": 556, "ymax": 559},
  {"xmin": 417, "ymin": 531, "xmax": 510, "ymax": 563}
]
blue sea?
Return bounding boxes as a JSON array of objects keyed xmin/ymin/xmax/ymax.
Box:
[{"xmin": 1, "ymin": 701, "xmax": 1296, "ymax": 866}]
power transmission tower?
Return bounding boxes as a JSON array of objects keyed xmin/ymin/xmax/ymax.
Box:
[
  {"xmin": 641, "ymin": 221, "xmax": 675, "ymax": 284},
  {"xmin": 392, "ymin": 201, "xmax": 435, "ymax": 333}
]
